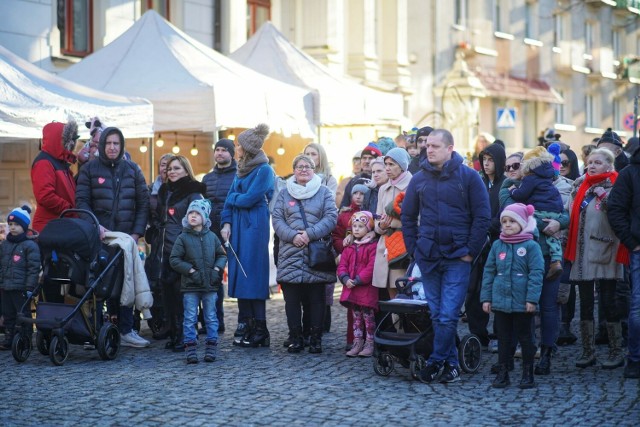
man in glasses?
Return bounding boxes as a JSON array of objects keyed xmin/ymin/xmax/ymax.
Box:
[{"xmin": 465, "ymin": 141, "xmax": 506, "ymax": 352}]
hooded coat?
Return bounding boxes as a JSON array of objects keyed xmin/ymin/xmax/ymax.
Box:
[
  {"xmin": 509, "ymin": 158, "xmax": 564, "ymax": 213},
  {"xmin": 401, "ymin": 152, "xmax": 490, "ymax": 276},
  {"xmin": 608, "ymin": 147, "xmax": 640, "ymax": 252},
  {"xmin": 0, "ymin": 234, "xmax": 40, "ymax": 291},
  {"xmin": 479, "ymin": 143, "xmax": 506, "ymax": 241},
  {"xmin": 75, "ymin": 127, "xmax": 149, "ymax": 236},
  {"xmin": 31, "ymin": 122, "xmax": 78, "ymax": 232}
]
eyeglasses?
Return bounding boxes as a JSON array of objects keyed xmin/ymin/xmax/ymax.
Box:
[
  {"xmin": 295, "ymin": 165, "xmax": 314, "ymax": 171},
  {"xmin": 560, "ymin": 160, "xmax": 570, "ymax": 167},
  {"xmin": 505, "ymin": 163, "xmax": 520, "ymax": 172}
]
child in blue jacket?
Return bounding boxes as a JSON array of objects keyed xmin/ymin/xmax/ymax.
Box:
[{"xmin": 481, "ymin": 203, "xmax": 544, "ymax": 389}]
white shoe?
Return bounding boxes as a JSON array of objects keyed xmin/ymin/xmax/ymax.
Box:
[
  {"xmin": 514, "ymin": 344, "xmax": 522, "ymax": 359},
  {"xmin": 120, "ymin": 331, "xmax": 150, "ymax": 348},
  {"xmin": 488, "ymin": 339, "xmax": 499, "ymax": 354}
]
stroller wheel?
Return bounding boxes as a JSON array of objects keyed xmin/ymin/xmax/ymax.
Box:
[
  {"xmin": 11, "ymin": 332, "xmax": 32, "ymax": 363},
  {"xmin": 36, "ymin": 330, "xmax": 50, "ymax": 356},
  {"xmin": 97, "ymin": 323, "xmax": 121, "ymax": 360},
  {"xmin": 49, "ymin": 335, "xmax": 69, "ymax": 366},
  {"xmin": 410, "ymin": 355, "xmax": 427, "ymax": 380},
  {"xmin": 458, "ymin": 334, "xmax": 482, "ymax": 373},
  {"xmin": 373, "ymin": 352, "xmax": 395, "ymax": 377}
]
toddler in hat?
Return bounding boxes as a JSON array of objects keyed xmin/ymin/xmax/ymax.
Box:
[
  {"xmin": 480, "ymin": 203, "xmax": 544, "ymax": 389},
  {"xmin": 0, "ymin": 206, "xmax": 40, "ymax": 350},
  {"xmin": 338, "ymin": 211, "xmax": 379, "ymax": 358},
  {"xmin": 332, "ymin": 183, "xmax": 370, "ymax": 254},
  {"xmin": 170, "ymin": 199, "xmax": 227, "ymax": 364}
]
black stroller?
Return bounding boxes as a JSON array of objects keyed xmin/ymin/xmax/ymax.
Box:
[
  {"xmin": 11, "ymin": 209, "xmax": 124, "ymax": 365},
  {"xmin": 373, "ymin": 274, "xmax": 482, "ymax": 380}
]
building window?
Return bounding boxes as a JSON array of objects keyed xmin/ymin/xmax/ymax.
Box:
[
  {"xmin": 553, "ymin": 13, "xmax": 566, "ymax": 47},
  {"xmin": 57, "ymin": 0, "xmax": 93, "ymax": 57},
  {"xmin": 493, "ymin": 0, "xmax": 503, "ymax": 32},
  {"xmin": 454, "ymin": 0, "xmax": 467, "ymax": 27},
  {"xmin": 524, "ymin": 2, "xmax": 535, "ymax": 40},
  {"xmin": 586, "ymin": 94, "xmax": 597, "ymax": 128},
  {"xmin": 585, "ymin": 22, "xmax": 594, "ymax": 55},
  {"xmin": 142, "ymin": 0, "xmax": 170, "ymax": 19},
  {"xmin": 613, "ymin": 29, "xmax": 624, "ymax": 58},
  {"xmin": 613, "ymin": 98, "xmax": 623, "ymax": 131},
  {"xmin": 247, "ymin": 0, "xmax": 270, "ymax": 37},
  {"xmin": 555, "ymin": 90, "xmax": 566, "ymax": 124}
]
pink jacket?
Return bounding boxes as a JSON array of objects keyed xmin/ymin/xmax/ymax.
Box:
[{"xmin": 338, "ymin": 239, "xmax": 378, "ymax": 310}]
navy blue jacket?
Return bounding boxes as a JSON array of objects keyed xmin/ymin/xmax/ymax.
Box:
[
  {"xmin": 509, "ymin": 163, "xmax": 563, "ymax": 213},
  {"xmin": 202, "ymin": 160, "xmax": 237, "ymax": 239},
  {"xmin": 401, "ymin": 152, "xmax": 491, "ymax": 275},
  {"xmin": 608, "ymin": 147, "xmax": 640, "ymax": 251}
]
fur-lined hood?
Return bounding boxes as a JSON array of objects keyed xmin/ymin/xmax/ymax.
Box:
[
  {"xmin": 522, "ymin": 150, "xmax": 554, "ymax": 175},
  {"xmin": 41, "ymin": 119, "xmax": 79, "ymax": 164}
]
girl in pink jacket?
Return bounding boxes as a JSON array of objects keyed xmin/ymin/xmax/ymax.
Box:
[{"xmin": 338, "ymin": 211, "xmax": 378, "ymax": 357}]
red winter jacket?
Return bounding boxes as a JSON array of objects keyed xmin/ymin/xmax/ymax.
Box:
[
  {"xmin": 338, "ymin": 239, "xmax": 378, "ymax": 310},
  {"xmin": 332, "ymin": 203, "xmax": 361, "ymax": 254},
  {"xmin": 31, "ymin": 122, "xmax": 77, "ymax": 232}
]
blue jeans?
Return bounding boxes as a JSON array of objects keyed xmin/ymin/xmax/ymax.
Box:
[
  {"xmin": 421, "ymin": 259, "xmax": 471, "ymax": 366},
  {"xmin": 539, "ymin": 257, "xmax": 560, "ymax": 347},
  {"xmin": 183, "ymin": 292, "xmax": 218, "ymax": 344},
  {"xmin": 628, "ymin": 250, "xmax": 640, "ymax": 362}
]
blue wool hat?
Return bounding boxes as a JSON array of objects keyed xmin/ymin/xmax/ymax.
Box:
[
  {"xmin": 7, "ymin": 205, "xmax": 31, "ymax": 231},
  {"xmin": 384, "ymin": 147, "xmax": 411, "ymax": 172},
  {"xmin": 377, "ymin": 136, "xmax": 397, "ymax": 156},
  {"xmin": 547, "ymin": 143, "xmax": 562, "ymax": 177},
  {"xmin": 183, "ymin": 199, "xmax": 212, "ymax": 229}
]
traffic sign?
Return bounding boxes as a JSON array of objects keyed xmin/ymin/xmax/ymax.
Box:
[
  {"xmin": 623, "ymin": 112, "xmax": 636, "ymax": 131},
  {"xmin": 497, "ymin": 108, "xmax": 516, "ymax": 128}
]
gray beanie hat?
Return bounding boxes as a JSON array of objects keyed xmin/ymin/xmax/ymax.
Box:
[
  {"xmin": 351, "ymin": 183, "xmax": 370, "ymax": 197},
  {"xmin": 384, "ymin": 147, "xmax": 411, "ymax": 172},
  {"xmin": 238, "ymin": 123, "xmax": 269, "ymax": 155},
  {"xmin": 183, "ymin": 199, "xmax": 212, "ymax": 229}
]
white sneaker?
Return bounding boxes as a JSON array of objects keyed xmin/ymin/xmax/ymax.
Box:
[
  {"xmin": 489, "ymin": 339, "xmax": 499, "ymax": 354},
  {"xmin": 120, "ymin": 331, "xmax": 150, "ymax": 348}
]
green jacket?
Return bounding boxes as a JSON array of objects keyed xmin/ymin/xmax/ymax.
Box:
[
  {"xmin": 480, "ymin": 239, "xmax": 544, "ymax": 313},
  {"xmin": 169, "ymin": 227, "xmax": 227, "ymax": 293}
]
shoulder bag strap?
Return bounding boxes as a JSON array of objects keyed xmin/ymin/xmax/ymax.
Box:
[{"xmin": 296, "ymin": 199, "xmax": 309, "ymax": 229}]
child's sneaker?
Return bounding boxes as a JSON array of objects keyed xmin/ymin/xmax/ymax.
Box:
[
  {"xmin": 204, "ymin": 340, "xmax": 217, "ymax": 362},
  {"xmin": 185, "ymin": 342, "xmax": 198, "ymax": 364},
  {"xmin": 358, "ymin": 340, "xmax": 374, "ymax": 357},
  {"xmin": 488, "ymin": 339, "xmax": 499, "ymax": 353},
  {"xmin": 418, "ymin": 361, "xmax": 444, "ymax": 383},
  {"xmin": 546, "ymin": 261, "xmax": 563, "ymax": 280}
]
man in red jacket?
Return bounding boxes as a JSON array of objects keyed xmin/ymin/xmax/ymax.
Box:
[{"xmin": 31, "ymin": 120, "xmax": 79, "ymax": 233}]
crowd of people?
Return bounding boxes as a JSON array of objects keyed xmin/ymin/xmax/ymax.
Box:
[{"xmin": 0, "ymin": 118, "xmax": 639, "ymax": 386}]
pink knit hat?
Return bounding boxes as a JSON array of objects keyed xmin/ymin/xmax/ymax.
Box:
[
  {"xmin": 349, "ymin": 211, "xmax": 375, "ymax": 231},
  {"xmin": 500, "ymin": 203, "xmax": 536, "ymax": 233}
]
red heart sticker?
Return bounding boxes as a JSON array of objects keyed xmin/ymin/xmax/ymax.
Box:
[
  {"xmin": 498, "ymin": 252, "xmax": 506, "ymax": 261},
  {"xmin": 168, "ymin": 208, "xmax": 175, "ymax": 216},
  {"xmin": 13, "ymin": 255, "xmax": 21, "ymax": 262},
  {"xmin": 288, "ymin": 201, "xmax": 296, "ymax": 207},
  {"xmin": 98, "ymin": 177, "xmax": 106, "ymax": 184}
]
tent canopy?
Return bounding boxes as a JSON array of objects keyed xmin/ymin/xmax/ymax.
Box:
[
  {"xmin": 230, "ymin": 22, "xmax": 406, "ymax": 127},
  {"xmin": 61, "ymin": 11, "xmax": 315, "ymax": 137},
  {"xmin": 0, "ymin": 44, "xmax": 153, "ymax": 139}
]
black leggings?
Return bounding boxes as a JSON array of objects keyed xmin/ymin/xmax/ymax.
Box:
[
  {"xmin": 237, "ymin": 298, "xmax": 266, "ymax": 322},
  {"xmin": 494, "ymin": 311, "xmax": 536, "ymax": 366},
  {"xmin": 280, "ymin": 283, "xmax": 326, "ymax": 332},
  {"xmin": 575, "ymin": 280, "xmax": 618, "ymax": 322}
]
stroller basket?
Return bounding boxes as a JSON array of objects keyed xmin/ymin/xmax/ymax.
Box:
[{"xmin": 36, "ymin": 302, "xmax": 92, "ymax": 340}]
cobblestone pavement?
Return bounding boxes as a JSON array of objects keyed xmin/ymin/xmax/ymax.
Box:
[{"xmin": 2, "ymin": 289, "xmax": 639, "ymax": 426}]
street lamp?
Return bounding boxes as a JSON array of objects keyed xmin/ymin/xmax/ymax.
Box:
[
  {"xmin": 190, "ymin": 135, "xmax": 198, "ymax": 156},
  {"xmin": 139, "ymin": 139, "xmax": 148, "ymax": 153},
  {"xmin": 172, "ymin": 132, "xmax": 180, "ymax": 154},
  {"xmin": 156, "ymin": 133, "xmax": 164, "ymax": 147}
]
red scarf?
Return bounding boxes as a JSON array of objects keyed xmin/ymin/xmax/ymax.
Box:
[{"xmin": 565, "ymin": 171, "xmax": 628, "ymax": 265}]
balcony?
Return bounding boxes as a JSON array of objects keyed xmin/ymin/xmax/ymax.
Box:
[
  {"xmin": 552, "ymin": 41, "xmax": 591, "ymax": 74},
  {"xmin": 618, "ymin": 56, "xmax": 640, "ymax": 82},
  {"xmin": 585, "ymin": 0, "xmax": 618, "ymax": 6},
  {"xmin": 616, "ymin": 0, "xmax": 640, "ymax": 14}
]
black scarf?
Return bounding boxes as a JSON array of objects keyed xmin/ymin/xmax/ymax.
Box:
[
  {"xmin": 158, "ymin": 176, "xmax": 206, "ymax": 206},
  {"xmin": 6, "ymin": 232, "xmax": 28, "ymax": 243}
]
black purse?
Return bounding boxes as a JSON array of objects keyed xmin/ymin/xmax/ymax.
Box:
[{"xmin": 297, "ymin": 200, "xmax": 337, "ymax": 272}]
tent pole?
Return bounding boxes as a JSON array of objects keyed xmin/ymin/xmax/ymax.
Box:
[{"xmin": 149, "ymin": 136, "xmax": 155, "ymax": 184}]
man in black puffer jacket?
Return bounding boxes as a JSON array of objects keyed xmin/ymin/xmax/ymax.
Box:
[
  {"xmin": 76, "ymin": 126, "xmax": 150, "ymax": 348},
  {"xmin": 201, "ymin": 138, "xmax": 237, "ymax": 332}
]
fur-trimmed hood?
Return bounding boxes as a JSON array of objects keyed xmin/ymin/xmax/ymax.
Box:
[
  {"xmin": 41, "ymin": 119, "xmax": 79, "ymax": 164},
  {"xmin": 522, "ymin": 150, "xmax": 554, "ymax": 176}
]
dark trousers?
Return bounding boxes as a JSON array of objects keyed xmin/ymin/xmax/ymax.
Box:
[
  {"xmin": 280, "ymin": 283, "xmax": 325, "ymax": 332},
  {"xmin": 465, "ymin": 242, "xmax": 491, "ymax": 346},
  {"xmin": 1, "ymin": 290, "xmax": 30, "ymax": 335},
  {"xmin": 237, "ymin": 298, "xmax": 266, "ymax": 322},
  {"xmin": 576, "ymin": 280, "xmax": 618, "ymax": 322},
  {"xmin": 161, "ymin": 277, "xmax": 183, "ymax": 340},
  {"xmin": 494, "ymin": 311, "xmax": 536, "ymax": 366}
]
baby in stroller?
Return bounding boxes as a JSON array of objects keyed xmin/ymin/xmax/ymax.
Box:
[{"xmin": 372, "ymin": 263, "xmax": 482, "ymax": 380}]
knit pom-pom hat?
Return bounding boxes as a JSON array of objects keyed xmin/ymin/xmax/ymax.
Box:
[
  {"xmin": 547, "ymin": 142, "xmax": 562, "ymax": 177},
  {"xmin": 238, "ymin": 123, "xmax": 269, "ymax": 155},
  {"xmin": 501, "ymin": 203, "xmax": 536, "ymax": 233},
  {"xmin": 7, "ymin": 205, "xmax": 32, "ymax": 231}
]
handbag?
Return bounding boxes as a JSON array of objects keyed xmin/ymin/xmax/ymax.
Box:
[{"xmin": 297, "ymin": 200, "xmax": 337, "ymax": 272}]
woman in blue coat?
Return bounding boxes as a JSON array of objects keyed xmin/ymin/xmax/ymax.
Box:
[{"xmin": 221, "ymin": 124, "xmax": 274, "ymax": 347}]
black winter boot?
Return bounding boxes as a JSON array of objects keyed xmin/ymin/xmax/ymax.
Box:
[
  {"xmin": 233, "ymin": 320, "xmax": 249, "ymax": 346},
  {"xmin": 518, "ymin": 363, "xmax": 536, "ymax": 389},
  {"xmin": 323, "ymin": 305, "xmax": 332, "ymax": 333},
  {"xmin": 491, "ymin": 364, "xmax": 510, "ymax": 388},
  {"xmin": 556, "ymin": 322, "xmax": 577, "ymax": 346},
  {"xmin": 242, "ymin": 319, "xmax": 270, "ymax": 347},
  {"xmin": 534, "ymin": 345, "xmax": 552, "ymax": 375},
  {"xmin": 308, "ymin": 327, "xmax": 322, "ymax": 354},
  {"xmin": 173, "ymin": 316, "xmax": 185, "ymax": 352},
  {"xmin": 287, "ymin": 327, "xmax": 304, "ymax": 353},
  {"xmin": 490, "ymin": 358, "xmax": 514, "ymax": 374}
]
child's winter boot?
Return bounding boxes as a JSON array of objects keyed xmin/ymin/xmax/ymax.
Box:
[
  {"xmin": 185, "ymin": 341, "xmax": 198, "ymax": 364},
  {"xmin": 204, "ymin": 340, "xmax": 217, "ymax": 362},
  {"xmin": 346, "ymin": 338, "xmax": 364, "ymax": 357},
  {"xmin": 358, "ymin": 340, "xmax": 374, "ymax": 357}
]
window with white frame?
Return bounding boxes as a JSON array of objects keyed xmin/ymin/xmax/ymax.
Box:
[
  {"xmin": 525, "ymin": 2, "xmax": 534, "ymax": 39},
  {"xmin": 585, "ymin": 94, "xmax": 598, "ymax": 128},
  {"xmin": 493, "ymin": 0, "xmax": 503, "ymax": 33},
  {"xmin": 613, "ymin": 29, "xmax": 624, "ymax": 58},
  {"xmin": 553, "ymin": 12, "xmax": 568, "ymax": 47},
  {"xmin": 454, "ymin": 0, "xmax": 468, "ymax": 27},
  {"xmin": 585, "ymin": 22, "xmax": 594, "ymax": 55},
  {"xmin": 613, "ymin": 98, "xmax": 623, "ymax": 131},
  {"xmin": 57, "ymin": 0, "xmax": 92, "ymax": 57},
  {"xmin": 555, "ymin": 90, "xmax": 566, "ymax": 124}
]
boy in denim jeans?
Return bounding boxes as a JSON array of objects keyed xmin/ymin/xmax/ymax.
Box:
[{"xmin": 170, "ymin": 200, "xmax": 227, "ymax": 363}]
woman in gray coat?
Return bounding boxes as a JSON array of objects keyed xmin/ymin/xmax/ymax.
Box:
[{"xmin": 272, "ymin": 154, "xmax": 338, "ymax": 354}]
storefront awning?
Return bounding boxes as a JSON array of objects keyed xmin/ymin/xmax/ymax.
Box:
[{"xmin": 474, "ymin": 69, "xmax": 564, "ymax": 104}]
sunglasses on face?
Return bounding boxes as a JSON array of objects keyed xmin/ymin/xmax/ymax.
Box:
[
  {"xmin": 505, "ymin": 163, "xmax": 520, "ymax": 172},
  {"xmin": 560, "ymin": 160, "xmax": 570, "ymax": 167}
]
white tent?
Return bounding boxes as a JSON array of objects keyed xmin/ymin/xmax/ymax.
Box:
[
  {"xmin": 230, "ymin": 22, "xmax": 405, "ymax": 127},
  {"xmin": 61, "ymin": 11, "xmax": 315, "ymax": 137},
  {"xmin": 0, "ymin": 44, "xmax": 153, "ymax": 139}
]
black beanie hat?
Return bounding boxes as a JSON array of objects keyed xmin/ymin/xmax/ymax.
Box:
[
  {"xmin": 215, "ymin": 138, "xmax": 235, "ymax": 158},
  {"xmin": 416, "ymin": 126, "xmax": 434, "ymax": 140},
  {"xmin": 598, "ymin": 128, "xmax": 623, "ymax": 148}
]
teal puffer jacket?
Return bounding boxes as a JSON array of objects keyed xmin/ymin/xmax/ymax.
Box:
[
  {"xmin": 480, "ymin": 239, "xmax": 544, "ymax": 313},
  {"xmin": 169, "ymin": 227, "xmax": 227, "ymax": 293}
]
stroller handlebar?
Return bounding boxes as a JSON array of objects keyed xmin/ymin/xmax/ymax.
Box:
[{"xmin": 60, "ymin": 209, "xmax": 101, "ymax": 229}]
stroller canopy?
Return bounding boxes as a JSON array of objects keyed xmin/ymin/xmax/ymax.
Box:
[{"xmin": 39, "ymin": 218, "xmax": 101, "ymax": 261}]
